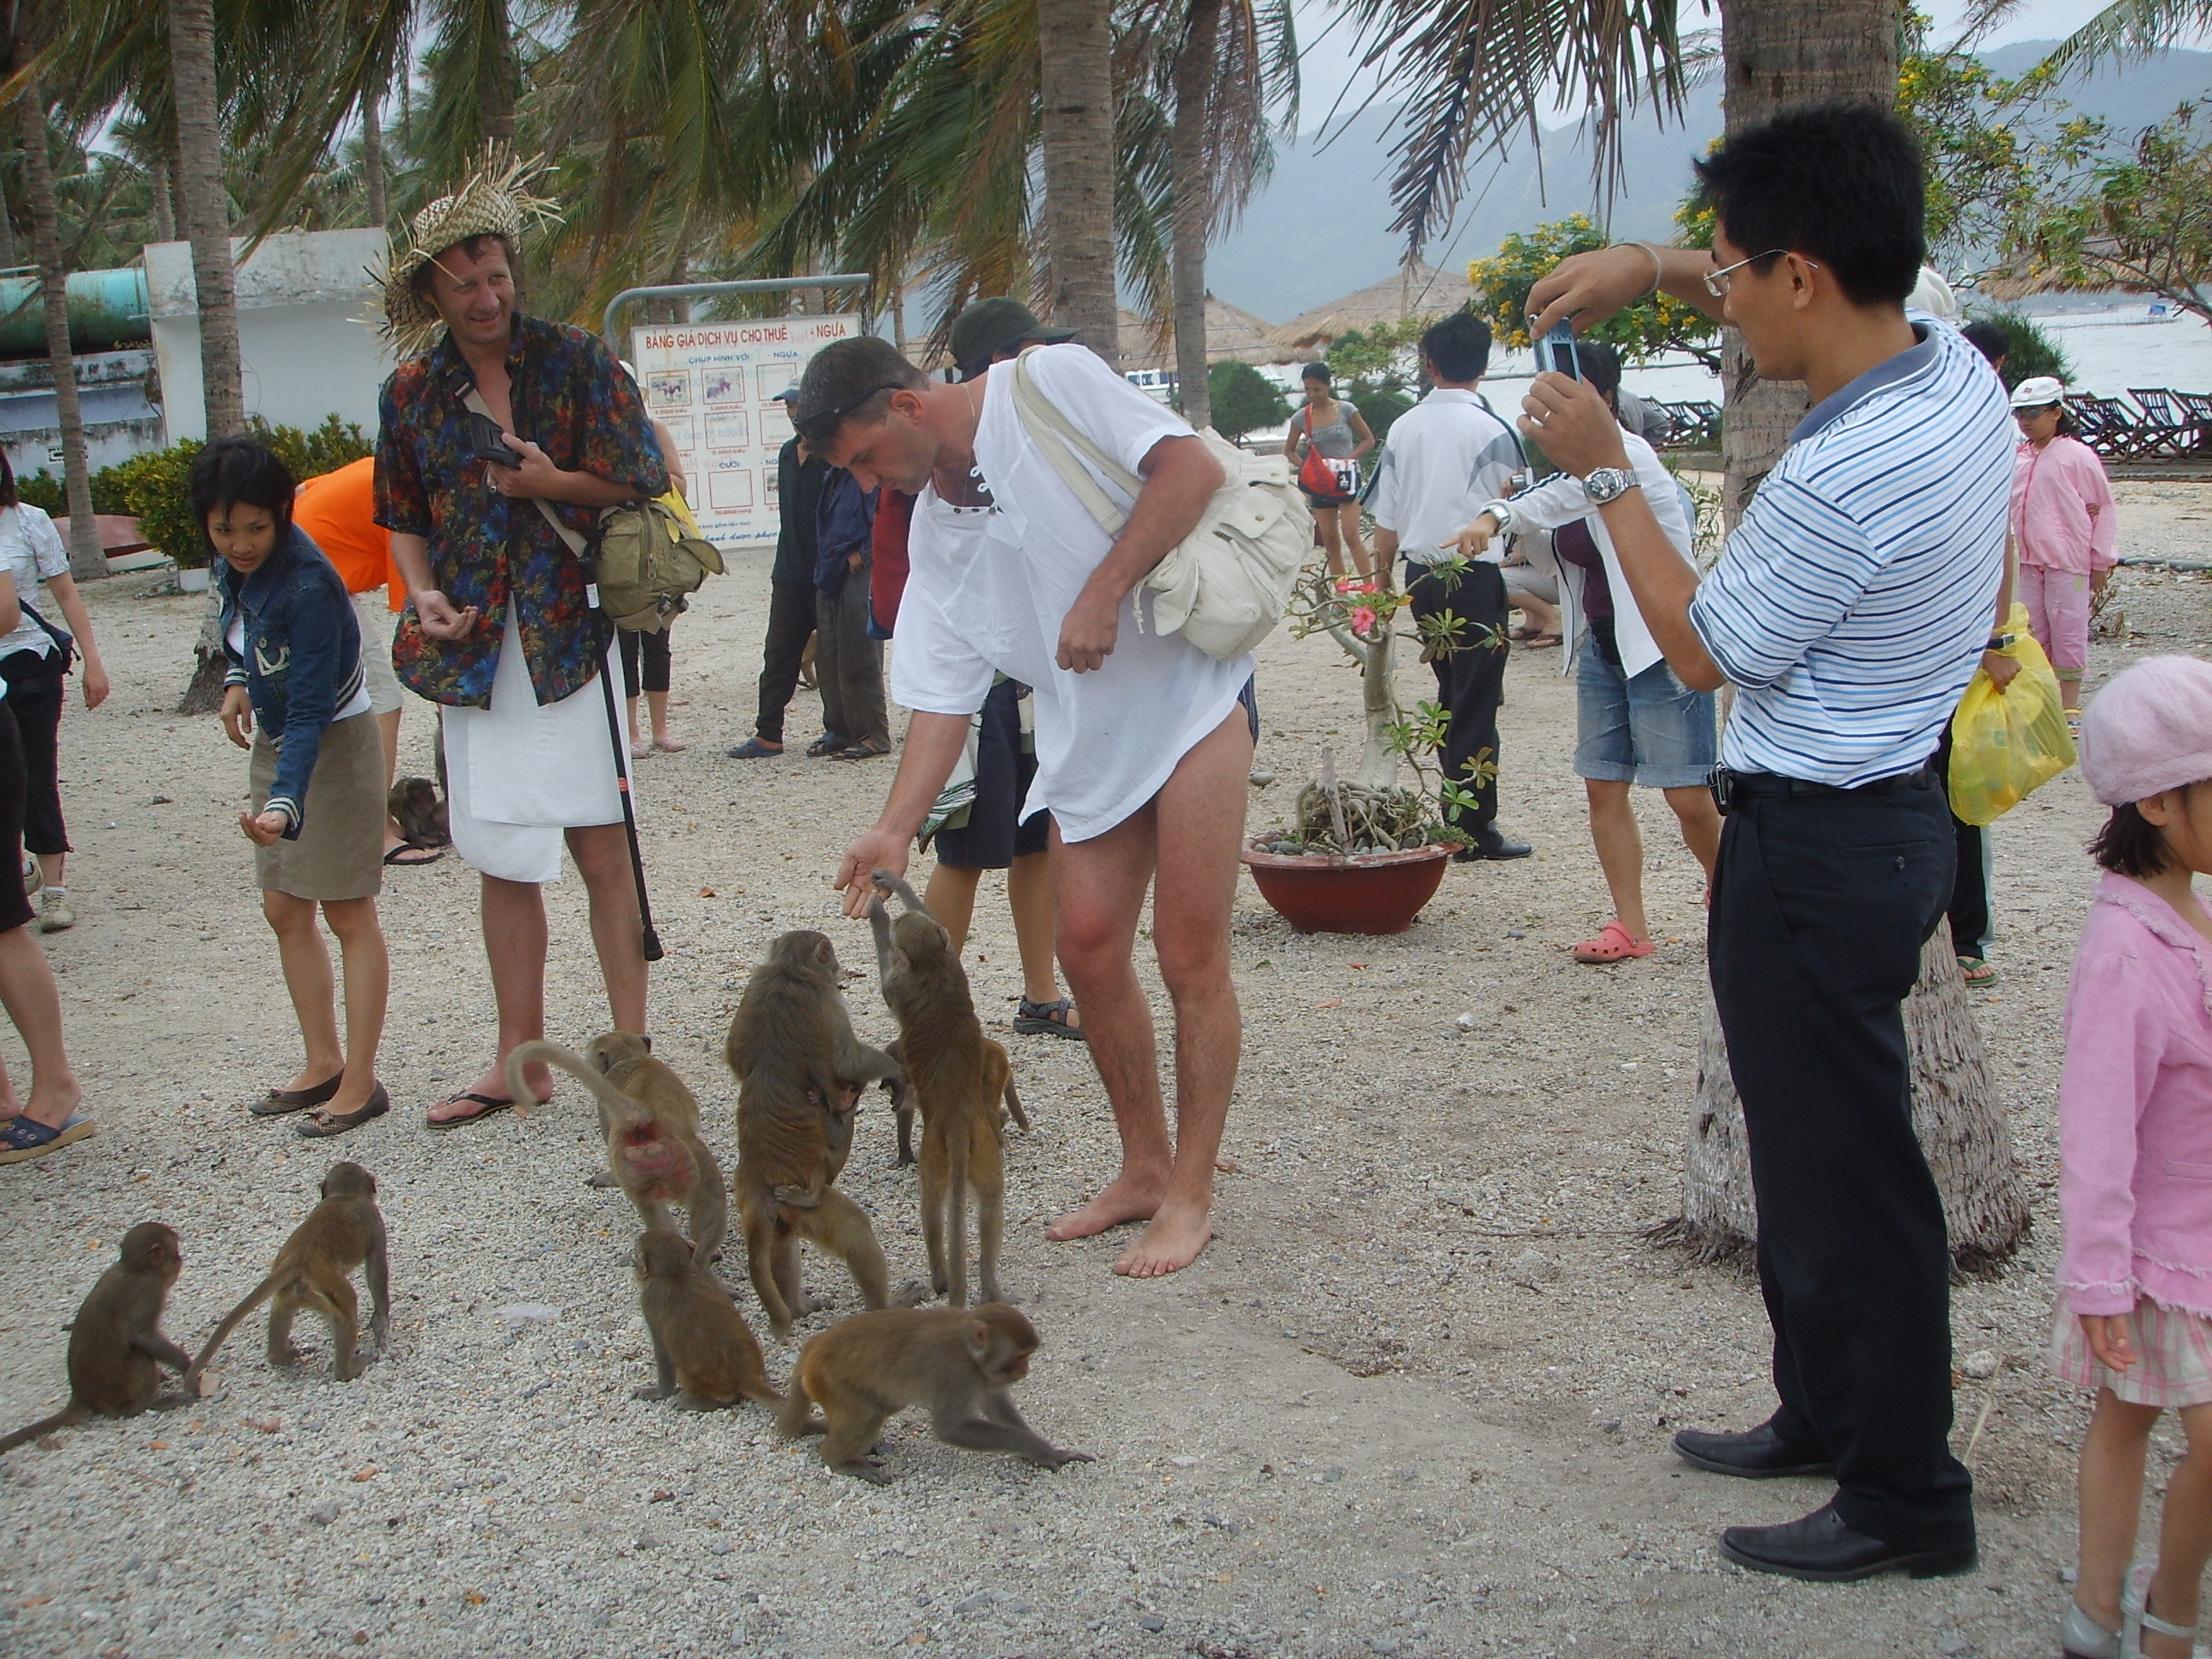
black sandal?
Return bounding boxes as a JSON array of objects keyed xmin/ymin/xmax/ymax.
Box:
[
  {"xmin": 425, "ymin": 1090, "xmax": 515, "ymax": 1131},
  {"xmin": 297, "ymin": 1084, "xmax": 391, "ymax": 1138},
  {"xmin": 835, "ymin": 737, "xmax": 893, "ymax": 760},
  {"xmin": 804, "ymin": 732, "xmax": 847, "ymax": 758},
  {"xmin": 1015, "ymin": 998, "xmax": 1086, "ymax": 1040}
]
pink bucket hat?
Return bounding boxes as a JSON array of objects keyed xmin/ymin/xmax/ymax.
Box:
[{"xmin": 2077, "ymin": 655, "xmax": 2212, "ymax": 806}]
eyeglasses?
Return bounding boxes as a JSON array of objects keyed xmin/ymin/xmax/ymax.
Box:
[
  {"xmin": 1703, "ymin": 250, "xmax": 1821, "ymax": 298},
  {"xmin": 792, "ymin": 381, "xmax": 905, "ymax": 444}
]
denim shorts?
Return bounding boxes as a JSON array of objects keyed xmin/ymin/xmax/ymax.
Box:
[{"xmin": 1574, "ymin": 632, "xmax": 1719, "ymax": 789}]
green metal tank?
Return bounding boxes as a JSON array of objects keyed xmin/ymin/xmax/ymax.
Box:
[{"xmin": 0, "ymin": 268, "xmax": 152, "ymax": 358}]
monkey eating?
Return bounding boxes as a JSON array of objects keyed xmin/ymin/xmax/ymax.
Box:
[
  {"xmin": 506, "ymin": 1032, "xmax": 728, "ymax": 1265},
  {"xmin": 387, "ymin": 776, "xmax": 450, "ymax": 849},
  {"xmin": 777, "ymin": 1303, "xmax": 1091, "ymax": 1483},
  {"xmin": 0, "ymin": 1223, "xmax": 193, "ymax": 1452},
  {"xmin": 726, "ymin": 930, "xmax": 907, "ymax": 1338},
  {"xmin": 867, "ymin": 872, "xmax": 1028, "ymax": 1308},
  {"xmin": 632, "ymin": 1225, "xmax": 785, "ymax": 1411},
  {"xmin": 186, "ymin": 1162, "xmax": 389, "ymax": 1386}
]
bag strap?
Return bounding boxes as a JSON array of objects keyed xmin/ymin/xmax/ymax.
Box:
[
  {"xmin": 463, "ymin": 385, "xmax": 589, "ymax": 556},
  {"xmin": 1005, "ymin": 349, "xmax": 1136, "ymax": 538}
]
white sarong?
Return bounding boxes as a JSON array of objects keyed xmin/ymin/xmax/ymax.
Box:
[{"xmin": 441, "ymin": 612, "xmax": 628, "ymax": 883}]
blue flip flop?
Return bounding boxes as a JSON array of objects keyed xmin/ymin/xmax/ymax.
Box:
[
  {"xmin": 0, "ymin": 1113, "xmax": 98, "ymax": 1165},
  {"xmin": 726, "ymin": 737, "xmax": 784, "ymax": 760}
]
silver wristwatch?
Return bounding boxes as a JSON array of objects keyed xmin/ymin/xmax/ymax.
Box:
[{"xmin": 1582, "ymin": 467, "xmax": 1639, "ymax": 506}]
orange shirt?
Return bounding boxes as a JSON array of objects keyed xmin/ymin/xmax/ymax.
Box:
[{"xmin": 294, "ymin": 457, "xmax": 401, "ymax": 610}]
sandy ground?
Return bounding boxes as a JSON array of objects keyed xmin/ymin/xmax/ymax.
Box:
[{"xmin": 0, "ymin": 480, "xmax": 2203, "ymax": 1659}]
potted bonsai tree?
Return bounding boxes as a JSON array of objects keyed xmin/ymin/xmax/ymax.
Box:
[{"xmin": 1243, "ymin": 559, "xmax": 1504, "ymax": 934}]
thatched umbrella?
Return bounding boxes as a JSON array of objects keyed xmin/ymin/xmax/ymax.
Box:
[
  {"xmin": 1267, "ymin": 261, "xmax": 1478, "ymax": 355},
  {"xmin": 1116, "ymin": 294, "xmax": 1298, "ymax": 372}
]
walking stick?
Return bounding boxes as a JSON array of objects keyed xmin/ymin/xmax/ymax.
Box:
[{"xmin": 583, "ymin": 562, "xmax": 663, "ymax": 963}]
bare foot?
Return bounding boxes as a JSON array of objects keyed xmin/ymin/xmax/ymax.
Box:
[
  {"xmin": 1045, "ymin": 1175, "xmax": 1164, "ymax": 1241},
  {"xmin": 1112, "ymin": 1196, "xmax": 1213, "ymax": 1278},
  {"xmin": 282, "ymin": 1062, "xmax": 344, "ymax": 1094},
  {"xmin": 426, "ymin": 1059, "xmax": 551, "ymax": 1124}
]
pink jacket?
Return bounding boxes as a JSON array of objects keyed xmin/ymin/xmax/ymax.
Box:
[
  {"xmin": 2011, "ymin": 434, "xmax": 2116, "ymax": 573},
  {"xmin": 2058, "ymin": 873, "xmax": 2212, "ymax": 1317}
]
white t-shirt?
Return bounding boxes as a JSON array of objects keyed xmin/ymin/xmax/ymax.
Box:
[
  {"xmin": 0, "ymin": 504, "xmax": 68, "ymax": 661},
  {"xmin": 888, "ymin": 344, "xmax": 1253, "ymax": 841},
  {"xmin": 1367, "ymin": 388, "xmax": 1526, "ymax": 567}
]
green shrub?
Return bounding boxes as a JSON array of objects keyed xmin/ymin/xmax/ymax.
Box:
[
  {"xmin": 1202, "ymin": 361, "xmax": 1292, "ymax": 444},
  {"xmin": 16, "ymin": 471, "xmax": 65, "ymax": 514},
  {"xmin": 1966, "ymin": 306, "xmax": 2075, "ymax": 389}
]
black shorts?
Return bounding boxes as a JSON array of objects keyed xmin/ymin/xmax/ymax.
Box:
[
  {"xmin": 933, "ymin": 678, "xmax": 1050, "ymax": 870},
  {"xmin": 0, "ymin": 705, "xmax": 32, "ymax": 933},
  {"xmin": 1301, "ymin": 486, "xmax": 1357, "ymax": 509}
]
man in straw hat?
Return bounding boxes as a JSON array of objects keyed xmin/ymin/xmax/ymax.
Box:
[{"xmin": 372, "ymin": 150, "xmax": 668, "ymax": 1129}]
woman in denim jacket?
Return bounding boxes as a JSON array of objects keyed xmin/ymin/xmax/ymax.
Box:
[{"xmin": 202, "ymin": 438, "xmax": 391, "ymax": 1138}]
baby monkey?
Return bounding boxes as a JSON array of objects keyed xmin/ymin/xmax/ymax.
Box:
[
  {"xmin": 0, "ymin": 1223, "xmax": 192, "ymax": 1452},
  {"xmin": 633, "ymin": 1225, "xmax": 783, "ymax": 1412},
  {"xmin": 387, "ymin": 776, "xmax": 450, "ymax": 848},
  {"xmin": 778, "ymin": 1304, "xmax": 1091, "ymax": 1483},
  {"xmin": 187, "ymin": 1162, "xmax": 388, "ymax": 1385}
]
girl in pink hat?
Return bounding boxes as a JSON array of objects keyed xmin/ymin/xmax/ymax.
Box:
[
  {"xmin": 2054, "ymin": 655, "xmax": 2212, "ymax": 1659},
  {"xmin": 2009, "ymin": 376, "xmax": 2116, "ymax": 731}
]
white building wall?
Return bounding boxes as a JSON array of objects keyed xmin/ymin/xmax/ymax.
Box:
[{"xmin": 145, "ymin": 230, "xmax": 392, "ymax": 444}]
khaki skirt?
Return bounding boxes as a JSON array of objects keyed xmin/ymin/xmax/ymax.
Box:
[{"xmin": 249, "ymin": 712, "xmax": 386, "ymax": 901}]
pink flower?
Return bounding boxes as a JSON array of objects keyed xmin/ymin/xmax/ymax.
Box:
[
  {"xmin": 1335, "ymin": 577, "xmax": 1379, "ymax": 595},
  {"xmin": 1350, "ymin": 606, "xmax": 1378, "ymax": 634}
]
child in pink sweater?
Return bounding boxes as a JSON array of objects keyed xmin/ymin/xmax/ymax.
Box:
[
  {"xmin": 2009, "ymin": 375, "xmax": 2116, "ymax": 725},
  {"xmin": 2056, "ymin": 655, "xmax": 2212, "ymax": 1659}
]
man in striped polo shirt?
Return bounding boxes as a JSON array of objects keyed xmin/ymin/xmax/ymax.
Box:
[{"xmin": 1521, "ymin": 105, "xmax": 2009, "ymax": 1580}]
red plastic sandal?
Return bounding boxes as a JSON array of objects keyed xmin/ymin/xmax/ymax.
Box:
[{"xmin": 1573, "ymin": 921, "xmax": 1656, "ymax": 964}]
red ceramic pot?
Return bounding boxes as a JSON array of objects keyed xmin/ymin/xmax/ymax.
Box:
[{"xmin": 1239, "ymin": 841, "xmax": 1454, "ymax": 935}]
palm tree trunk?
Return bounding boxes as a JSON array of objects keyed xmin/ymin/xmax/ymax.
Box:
[
  {"xmin": 362, "ymin": 72, "xmax": 388, "ymax": 229},
  {"xmin": 1168, "ymin": 0, "xmax": 1220, "ymax": 429},
  {"xmin": 20, "ymin": 85, "xmax": 102, "ymax": 583},
  {"xmin": 148, "ymin": 154, "xmax": 177, "ymax": 243},
  {"xmin": 168, "ymin": 0, "xmax": 247, "ymax": 436},
  {"xmin": 1035, "ymin": 0, "xmax": 1119, "ymax": 357},
  {"xmin": 482, "ymin": 0, "xmax": 516, "ymax": 145},
  {"xmin": 0, "ymin": 145, "xmax": 16, "ymax": 270}
]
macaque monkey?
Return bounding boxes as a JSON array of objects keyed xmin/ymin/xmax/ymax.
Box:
[
  {"xmin": 506, "ymin": 1033, "xmax": 727, "ymax": 1264},
  {"xmin": 867, "ymin": 873, "xmax": 1027, "ymax": 1308},
  {"xmin": 727, "ymin": 931, "xmax": 906, "ymax": 1338},
  {"xmin": 0, "ymin": 1223, "xmax": 192, "ymax": 1452},
  {"xmin": 632, "ymin": 1226, "xmax": 783, "ymax": 1411},
  {"xmin": 187, "ymin": 1163, "xmax": 389, "ymax": 1385},
  {"xmin": 777, "ymin": 1304, "xmax": 1091, "ymax": 1483},
  {"xmin": 387, "ymin": 777, "xmax": 450, "ymax": 848}
]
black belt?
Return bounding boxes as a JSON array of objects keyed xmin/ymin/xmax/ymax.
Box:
[{"xmin": 1709, "ymin": 764, "xmax": 1936, "ymax": 814}]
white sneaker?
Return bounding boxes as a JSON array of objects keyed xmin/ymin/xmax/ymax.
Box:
[
  {"xmin": 38, "ymin": 889, "xmax": 73, "ymax": 933},
  {"xmin": 20, "ymin": 855, "xmax": 38, "ymax": 898}
]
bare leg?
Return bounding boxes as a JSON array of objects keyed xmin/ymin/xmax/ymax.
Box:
[
  {"xmin": 647, "ymin": 690, "xmax": 678, "ymax": 748},
  {"xmin": 1007, "ymin": 849, "xmax": 1072, "ymax": 1016},
  {"xmin": 2060, "ymin": 671, "xmax": 2083, "ymax": 716},
  {"xmin": 34, "ymin": 851, "xmax": 63, "ymax": 890},
  {"xmin": 1514, "ymin": 590, "xmax": 1561, "ymax": 637},
  {"xmin": 0, "ymin": 925, "xmax": 79, "ymax": 1129},
  {"xmin": 318, "ymin": 897, "xmax": 389, "ymax": 1116},
  {"xmin": 436, "ymin": 874, "xmax": 551, "ymax": 1119},
  {"xmin": 2074, "ymin": 1389, "xmax": 2156, "ymax": 1636},
  {"xmin": 264, "ymin": 890, "xmax": 345, "ymax": 1092},
  {"xmin": 1583, "ymin": 779, "xmax": 1650, "ymax": 943},
  {"xmin": 626, "ymin": 695, "xmax": 645, "ymax": 752},
  {"xmin": 1047, "ymin": 705, "xmax": 1249, "ymax": 1276},
  {"xmin": 2144, "ymin": 1399, "xmax": 2212, "ymax": 1658},
  {"xmin": 568, "ymin": 822, "xmax": 649, "ymax": 1033},
  {"xmin": 376, "ymin": 708, "xmax": 406, "ymax": 856},
  {"xmin": 1338, "ymin": 506, "xmax": 1372, "ymax": 582},
  {"xmin": 1662, "ymin": 784, "xmax": 1721, "ymax": 884},
  {"xmin": 1315, "ymin": 504, "xmax": 1348, "ymax": 579},
  {"xmin": 923, "ymin": 863, "xmax": 983, "ymax": 955}
]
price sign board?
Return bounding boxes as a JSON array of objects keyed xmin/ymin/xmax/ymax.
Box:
[{"xmin": 628, "ymin": 313, "xmax": 862, "ymax": 547}]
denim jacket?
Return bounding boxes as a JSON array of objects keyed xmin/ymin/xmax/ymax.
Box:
[{"xmin": 218, "ymin": 526, "xmax": 364, "ymax": 839}]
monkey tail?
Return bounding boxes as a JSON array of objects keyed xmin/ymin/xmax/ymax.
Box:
[
  {"xmin": 505, "ymin": 1040, "xmax": 637, "ymax": 1126},
  {"xmin": 0, "ymin": 1400, "xmax": 89, "ymax": 1454},
  {"xmin": 185, "ymin": 1272, "xmax": 284, "ymax": 1381},
  {"xmin": 774, "ymin": 1359, "xmax": 818, "ymax": 1439}
]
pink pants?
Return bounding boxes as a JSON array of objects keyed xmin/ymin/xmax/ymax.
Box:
[{"xmin": 2018, "ymin": 562, "xmax": 2092, "ymax": 677}]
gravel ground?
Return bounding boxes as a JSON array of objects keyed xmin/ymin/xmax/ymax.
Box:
[{"xmin": 0, "ymin": 480, "xmax": 2205, "ymax": 1659}]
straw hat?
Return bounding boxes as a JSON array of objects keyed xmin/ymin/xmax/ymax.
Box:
[{"xmin": 375, "ymin": 146, "xmax": 560, "ymax": 358}]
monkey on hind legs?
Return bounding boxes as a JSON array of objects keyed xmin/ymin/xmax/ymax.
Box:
[
  {"xmin": 186, "ymin": 1162, "xmax": 388, "ymax": 1385},
  {"xmin": 777, "ymin": 1304, "xmax": 1090, "ymax": 1482},
  {"xmin": 506, "ymin": 1033, "xmax": 728, "ymax": 1264},
  {"xmin": 728, "ymin": 931, "xmax": 911, "ymax": 1338},
  {"xmin": 1, "ymin": 1224, "xmax": 194, "ymax": 1452},
  {"xmin": 868, "ymin": 873, "xmax": 1027, "ymax": 1308}
]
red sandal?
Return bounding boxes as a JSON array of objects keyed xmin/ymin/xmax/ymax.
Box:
[{"xmin": 1573, "ymin": 921, "xmax": 1655, "ymax": 963}]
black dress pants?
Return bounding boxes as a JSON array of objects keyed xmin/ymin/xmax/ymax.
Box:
[
  {"xmin": 1403, "ymin": 559, "xmax": 1509, "ymax": 834},
  {"xmin": 754, "ymin": 579, "xmax": 818, "ymax": 746},
  {"xmin": 0, "ymin": 651, "xmax": 67, "ymax": 857},
  {"xmin": 1708, "ymin": 771, "xmax": 1974, "ymax": 1553}
]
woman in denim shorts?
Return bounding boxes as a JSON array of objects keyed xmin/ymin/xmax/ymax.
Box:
[{"xmin": 1449, "ymin": 341, "xmax": 1720, "ymax": 962}]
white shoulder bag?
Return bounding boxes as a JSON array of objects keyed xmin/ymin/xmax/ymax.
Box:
[{"xmin": 1007, "ymin": 348, "xmax": 1311, "ymax": 662}]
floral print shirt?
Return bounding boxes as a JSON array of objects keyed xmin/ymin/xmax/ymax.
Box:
[{"xmin": 375, "ymin": 315, "xmax": 667, "ymax": 707}]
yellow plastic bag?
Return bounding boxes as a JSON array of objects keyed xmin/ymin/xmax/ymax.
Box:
[{"xmin": 1947, "ymin": 603, "xmax": 2076, "ymax": 826}]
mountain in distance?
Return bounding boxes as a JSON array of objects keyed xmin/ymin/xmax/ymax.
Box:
[{"xmin": 1204, "ymin": 44, "xmax": 2212, "ymax": 324}]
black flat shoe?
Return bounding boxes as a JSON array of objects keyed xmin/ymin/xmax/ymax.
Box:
[
  {"xmin": 1673, "ymin": 1421, "xmax": 1837, "ymax": 1480},
  {"xmin": 1451, "ymin": 826, "xmax": 1533, "ymax": 861},
  {"xmin": 1720, "ymin": 1499, "xmax": 1976, "ymax": 1582},
  {"xmin": 250, "ymin": 1072, "xmax": 345, "ymax": 1115}
]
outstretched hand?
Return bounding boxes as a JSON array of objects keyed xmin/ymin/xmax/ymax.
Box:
[{"xmin": 836, "ymin": 830, "xmax": 911, "ymax": 917}]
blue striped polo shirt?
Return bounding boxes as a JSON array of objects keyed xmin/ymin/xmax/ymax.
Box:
[{"xmin": 1689, "ymin": 317, "xmax": 2011, "ymax": 786}]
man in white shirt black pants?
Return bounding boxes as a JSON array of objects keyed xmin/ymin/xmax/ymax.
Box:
[
  {"xmin": 1367, "ymin": 312, "xmax": 1533, "ymax": 860},
  {"xmin": 1520, "ymin": 105, "xmax": 2011, "ymax": 1581}
]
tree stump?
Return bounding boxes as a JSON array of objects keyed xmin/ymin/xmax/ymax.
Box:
[{"xmin": 1668, "ymin": 929, "xmax": 2031, "ymax": 1272}]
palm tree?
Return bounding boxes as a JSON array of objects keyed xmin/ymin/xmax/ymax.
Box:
[
  {"xmin": 1968, "ymin": 0, "xmax": 2209, "ymax": 77},
  {"xmin": 1036, "ymin": 0, "xmax": 1120, "ymax": 352},
  {"xmin": 166, "ymin": 0, "xmax": 246, "ymax": 435}
]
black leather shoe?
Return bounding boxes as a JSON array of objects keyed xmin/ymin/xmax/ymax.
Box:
[
  {"xmin": 1673, "ymin": 1422, "xmax": 1837, "ymax": 1479},
  {"xmin": 1720, "ymin": 1499, "xmax": 1976, "ymax": 1582},
  {"xmin": 1451, "ymin": 826, "xmax": 1533, "ymax": 861}
]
